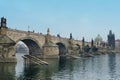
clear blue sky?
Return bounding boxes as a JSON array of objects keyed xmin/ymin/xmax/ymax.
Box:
[{"xmin": 0, "ymin": 0, "xmax": 120, "ymax": 41}]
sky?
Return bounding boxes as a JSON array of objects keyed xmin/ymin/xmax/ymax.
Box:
[{"xmin": 0, "ymin": 0, "xmax": 120, "ymax": 42}]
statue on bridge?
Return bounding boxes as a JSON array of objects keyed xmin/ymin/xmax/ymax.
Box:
[{"xmin": 45, "ymin": 28, "xmax": 51, "ymax": 43}]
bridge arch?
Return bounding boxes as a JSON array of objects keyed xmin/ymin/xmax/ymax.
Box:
[
  {"xmin": 16, "ymin": 37, "xmax": 42, "ymax": 55},
  {"xmin": 56, "ymin": 42, "xmax": 67, "ymax": 56}
]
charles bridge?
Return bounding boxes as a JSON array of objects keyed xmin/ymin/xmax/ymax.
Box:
[{"xmin": 0, "ymin": 17, "xmax": 91, "ymax": 62}]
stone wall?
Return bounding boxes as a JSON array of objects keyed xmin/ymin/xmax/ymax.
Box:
[{"xmin": 43, "ymin": 46, "xmax": 59, "ymax": 58}]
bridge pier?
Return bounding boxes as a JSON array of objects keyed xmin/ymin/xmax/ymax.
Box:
[
  {"xmin": 43, "ymin": 43, "xmax": 59, "ymax": 58},
  {"xmin": 42, "ymin": 28, "xmax": 59, "ymax": 58},
  {"xmin": 0, "ymin": 35, "xmax": 16, "ymax": 62},
  {"xmin": 0, "ymin": 45, "xmax": 16, "ymax": 62}
]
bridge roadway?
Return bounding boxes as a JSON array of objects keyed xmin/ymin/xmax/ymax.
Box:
[{"xmin": 6, "ymin": 28, "xmax": 86, "ymax": 54}]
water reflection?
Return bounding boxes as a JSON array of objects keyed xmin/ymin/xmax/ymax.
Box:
[
  {"xmin": 22, "ymin": 64, "xmax": 42, "ymax": 80},
  {"xmin": 0, "ymin": 63, "xmax": 16, "ymax": 80},
  {"xmin": 16, "ymin": 53, "xmax": 25, "ymax": 77},
  {"xmin": 59, "ymin": 56, "xmax": 66, "ymax": 70},
  {"xmin": 16, "ymin": 63, "xmax": 53, "ymax": 80},
  {"xmin": 1, "ymin": 53, "xmax": 120, "ymax": 80},
  {"xmin": 108, "ymin": 53, "xmax": 116, "ymax": 79}
]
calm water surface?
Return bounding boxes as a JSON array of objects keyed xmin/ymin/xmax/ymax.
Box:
[{"xmin": 1, "ymin": 53, "xmax": 120, "ymax": 80}]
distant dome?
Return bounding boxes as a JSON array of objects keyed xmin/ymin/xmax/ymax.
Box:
[{"xmin": 95, "ymin": 34, "xmax": 102, "ymax": 42}]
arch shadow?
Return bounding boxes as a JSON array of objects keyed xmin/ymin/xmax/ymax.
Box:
[
  {"xmin": 16, "ymin": 37, "xmax": 42, "ymax": 55},
  {"xmin": 56, "ymin": 42, "xmax": 67, "ymax": 56}
]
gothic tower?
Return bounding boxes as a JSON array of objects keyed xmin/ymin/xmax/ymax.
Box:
[
  {"xmin": 108, "ymin": 30, "xmax": 115, "ymax": 49},
  {"xmin": 0, "ymin": 17, "xmax": 7, "ymax": 35},
  {"xmin": 1, "ymin": 17, "xmax": 7, "ymax": 28}
]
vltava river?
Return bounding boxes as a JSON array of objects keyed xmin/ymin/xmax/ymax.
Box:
[{"xmin": 0, "ymin": 53, "xmax": 120, "ymax": 80}]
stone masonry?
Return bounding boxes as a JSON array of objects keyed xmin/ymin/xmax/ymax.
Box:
[{"xmin": 0, "ymin": 17, "xmax": 90, "ymax": 62}]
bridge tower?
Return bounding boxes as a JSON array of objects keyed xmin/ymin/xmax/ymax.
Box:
[
  {"xmin": 1, "ymin": 17, "xmax": 7, "ymax": 27},
  {"xmin": 0, "ymin": 17, "xmax": 7, "ymax": 35},
  {"xmin": 108, "ymin": 30, "xmax": 115, "ymax": 49}
]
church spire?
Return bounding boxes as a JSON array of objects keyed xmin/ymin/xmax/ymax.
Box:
[{"xmin": 109, "ymin": 30, "xmax": 112, "ymax": 35}]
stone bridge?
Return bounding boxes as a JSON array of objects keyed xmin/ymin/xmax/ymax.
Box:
[{"xmin": 0, "ymin": 17, "xmax": 90, "ymax": 62}]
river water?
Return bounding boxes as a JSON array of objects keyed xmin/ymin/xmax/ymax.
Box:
[{"xmin": 0, "ymin": 53, "xmax": 120, "ymax": 80}]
